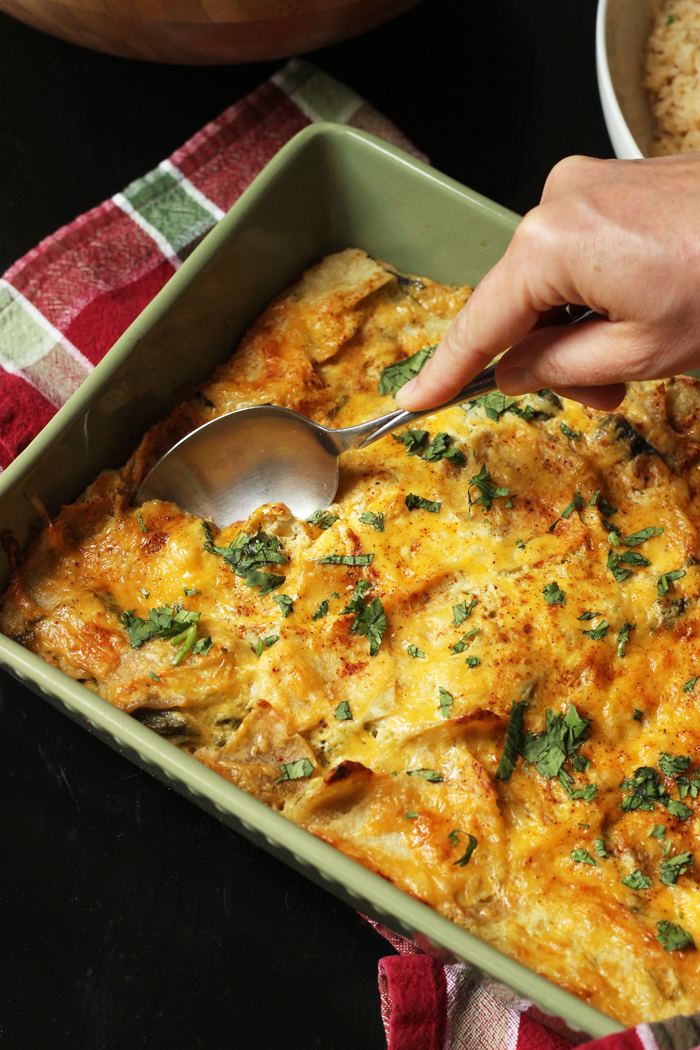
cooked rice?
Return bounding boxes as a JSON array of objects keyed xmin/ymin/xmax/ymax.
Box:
[{"xmin": 646, "ymin": 0, "xmax": 700, "ymax": 154}]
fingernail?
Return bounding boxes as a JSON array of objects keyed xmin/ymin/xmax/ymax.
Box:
[
  {"xmin": 497, "ymin": 367, "xmax": 537, "ymax": 395},
  {"xmin": 395, "ymin": 377, "xmax": 417, "ymax": 407}
]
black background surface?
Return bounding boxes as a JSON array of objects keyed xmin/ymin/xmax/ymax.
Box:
[{"xmin": 0, "ymin": 4, "xmax": 613, "ymax": 1048}]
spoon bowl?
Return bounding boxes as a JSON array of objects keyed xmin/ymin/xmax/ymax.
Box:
[{"xmin": 137, "ymin": 405, "xmax": 343, "ymax": 523}]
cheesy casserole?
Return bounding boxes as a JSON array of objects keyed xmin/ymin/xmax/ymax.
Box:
[{"xmin": 3, "ymin": 249, "xmax": 700, "ymax": 1025}]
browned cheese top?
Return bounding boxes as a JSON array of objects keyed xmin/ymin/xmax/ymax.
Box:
[{"xmin": 4, "ymin": 249, "xmax": 700, "ymax": 1025}]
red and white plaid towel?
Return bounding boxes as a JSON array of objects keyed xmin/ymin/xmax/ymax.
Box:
[{"xmin": 1, "ymin": 59, "xmax": 699, "ymax": 1050}]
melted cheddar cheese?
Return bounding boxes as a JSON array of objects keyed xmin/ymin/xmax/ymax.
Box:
[{"xmin": 4, "ymin": 249, "xmax": 700, "ymax": 1025}]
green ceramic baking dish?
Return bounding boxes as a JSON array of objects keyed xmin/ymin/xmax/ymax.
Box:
[{"xmin": 0, "ymin": 123, "xmax": 624, "ymax": 1041}]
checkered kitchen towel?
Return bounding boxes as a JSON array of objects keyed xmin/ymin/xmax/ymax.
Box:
[
  {"xmin": 0, "ymin": 57, "xmax": 698, "ymax": 1050},
  {"xmin": 0, "ymin": 58, "xmax": 424, "ymax": 469}
]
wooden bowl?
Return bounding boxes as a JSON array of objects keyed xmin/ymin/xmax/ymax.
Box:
[{"xmin": 0, "ymin": 0, "xmax": 422, "ymax": 64}]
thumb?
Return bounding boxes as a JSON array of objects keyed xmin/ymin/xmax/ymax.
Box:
[{"xmin": 494, "ymin": 318, "xmax": 670, "ymax": 409}]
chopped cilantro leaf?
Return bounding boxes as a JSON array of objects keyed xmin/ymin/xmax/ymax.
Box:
[
  {"xmin": 561, "ymin": 492, "xmax": 585, "ymax": 519},
  {"xmin": 341, "ymin": 580, "xmax": 386, "ymax": 657},
  {"xmin": 378, "ymin": 345, "xmax": 436, "ymax": 397},
  {"xmin": 312, "ymin": 599, "xmax": 329, "ymax": 621},
  {"xmin": 521, "ymin": 703, "xmax": 592, "ymax": 781},
  {"xmin": 612, "ymin": 554, "xmax": 650, "ymax": 579},
  {"xmin": 306, "ymin": 510, "xmax": 339, "ymax": 530},
  {"xmin": 141, "ymin": 589, "xmax": 149, "ymax": 598},
  {"xmin": 203, "ymin": 523, "xmax": 288, "ymax": 595},
  {"xmin": 276, "ymin": 758, "xmax": 314, "ymax": 782},
  {"xmin": 451, "ymin": 627, "xmax": 480, "ymax": 652},
  {"xmin": 658, "ymin": 569, "xmax": 686, "ymax": 597},
  {"xmin": 470, "ymin": 390, "xmax": 516, "ymax": 420},
  {"xmin": 422, "ymin": 432, "xmax": 466, "ymax": 467},
  {"xmin": 619, "ymin": 551, "xmax": 650, "ymax": 567},
  {"xmin": 405, "ymin": 811, "xmax": 419, "ymax": 819},
  {"xmin": 621, "ymin": 869, "xmax": 651, "ymax": 890},
  {"xmin": 656, "ymin": 920, "xmax": 695, "ymax": 951},
  {"xmin": 560, "ymin": 423, "xmax": 583, "ymax": 440},
  {"xmin": 660, "ymin": 851, "xmax": 694, "ymax": 885},
  {"xmin": 571, "ymin": 848, "xmax": 597, "ymax": 866},
  {"xmin": 244, "ymin": 570, "xmax": 286, "ymax": 594},
  {"xmin": 659, "ymin": 753, "xmax": 692, "ymax": 777},
  {"xmin": 317, "ymin": 553, "xmax": 374, "ymax": 566},
  {"xmin": 621, "ymin": 767, "xmax": 665, "ymax": 812},
  {"xmin": 558, "ymin": 769, "xmax": 598, "ymax": 801},
  {"xmin": 649, "ymin": 825, "xmax": 667, "ymax": 839},
  {"xmin": 454, "ymin": 834, "xmax": 478, "ymax": 867},
  {"xmin": 203, "ymin": 523, "xmax": 287, "ymax": 574},
  {"xmin": 405, "ymin": 494, "xmax": 441, "ymax": 514},
  {"xmin": 543, "ymin": 581, "xmax": 566, "ymax": 606},
  {"xmin": 359, "ymin": 511, "xmax": 385, "ymax": 532},
  {"xmin": 578, "ymin": 611, "xmax": 602, "ymax": 620},
  {"xmin": 464, "ymin": 391, "xmax": 533, "ymax": 423},
  {"xmin": 406, "ymin": 768, "xmax": 443, "ymax": 782},
  {"xmin": 602, "ymin": 519, "xmax": 622, "ymax": 536},
  {"xmin": 634, "ymin": 709, "xmax": 643, "ymax": 721},
  {"xmin": 607, "ymin": 551, "xmax": 633, "ymax": 584},
  {"xmin": 571, "ymin": 754, "xmax": 591, "ymax": 773},
  {"xmin": 495, "ymin": 699, "xmax": 528, "ymax": 782},
  {"xmin": 254, "ymin": 638, "xmax": 263, "ymax": 657},
  {"xmin": 393, "ymin": 429, "xmax": 428, "ymax": 455},
  {"xmin": 467, "ymin": 463, "xmax": 510, "ymax": 512},
  {"xmin": 272, "ymin": 595, "xmax": 294, "ymax": 617},
  {"xmin": 589, "ymin": 491, "xmax": 618, "ymax": 515},
  {"xmin": 594, "ymin": 839, "xmax": 608, "ymax": 858},
  {"xmin": 685, "ymin": 676, "xmax": 699, "ymax": 693},
  {"xmin": 453, "ymin": 598, "xmax": 477, "ymax": 627},
  {"xmin": 548, "ymin": 519, "xmax": 560, "ymax": 533},
  {"xmin": 664, "ymin": 798, "xmax": 692, "ymax": 821},
  {"xmin": 148, "ymin": 672, "xmax": 160, "ymax": 682},
  {"xmin": 582, "ymin": 620, "xmax": 609, "ymax": 641},
  {"xmin": 617, "ymin": 621, "xmax": 636, "ymax": 657},
  {"xmin": 192, "ymin": 636, "xmax": 213, "ymax": 656},
  {"xmin": 341, "ymin": 579, "xmax": 371, "ymax": 611},
  {"xmin": 516, "ymin": 539, "xmax": 526, "ymax": 550},
  {"xmin": 438, "ymin": 687, "xmax": 454, "ymax": 718},
  {"xmin": 466, "ymin": 655, "xmax": 481, "ymax": 668},
  {"xmin": 619, "ymin": 526, "xmax": 664, "ymax": 547},
  {"xmin": 447, "ymin": 829, "xmax": 460, "ymax": 847},
  {"xmin": 136, "ymin": 510, "xmax": 148, "ymax": 533},
  {"xmin": 120, "ymin": 604, "xmax": 200, "ymax": 649},
  {"xmin": 407, "ymin": 645, "xmax": 426, "ymax": 659},
  {"xmin": 183, "ymin": 586, "xmax": 199, "ymax": 596},
  {"xmin": 334, "ymin": 700, "xmax": 352, "ymax": 721}
]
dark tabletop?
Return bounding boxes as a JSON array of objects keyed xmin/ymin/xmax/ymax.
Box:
[{"xmin": 0, "ymin": 4, "xmax": 612, "ymax": 1048}]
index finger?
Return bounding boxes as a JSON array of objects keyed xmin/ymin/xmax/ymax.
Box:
[{"xmin": 396, "ymin": 206, "xmax": 576, "ymax": 410}]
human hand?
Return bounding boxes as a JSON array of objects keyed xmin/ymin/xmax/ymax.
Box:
[{"xmin": 396, "ymin": 152, "xmax": 700, "ymax": 412}]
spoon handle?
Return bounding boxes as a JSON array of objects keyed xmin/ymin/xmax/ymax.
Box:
[
  {"xmin": 332, "ymin": 307, "xmax": 603, "ymax": 452},
  {"xmin": 347, "ymin": 364, "xmax": 498, "ymax": 450}
]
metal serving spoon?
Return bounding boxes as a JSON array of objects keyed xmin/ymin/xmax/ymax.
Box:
[
  {"xmin": 136, "ymin": 364, "xmax": 499, "ymax": 526},
  {"xmin": 136, "ymin": 308, "xmax": 601, "ymax": 526}
]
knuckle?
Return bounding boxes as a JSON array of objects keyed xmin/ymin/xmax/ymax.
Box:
[
  {"xmin": 542, "ymin": 154, "xmax": 595, "ymax": 199},
  {"xmin": 513, "ymin": 206, "xmax": 554, "ymax": 253}
]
